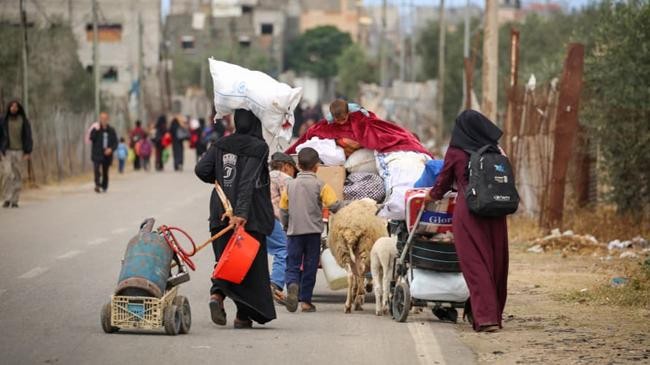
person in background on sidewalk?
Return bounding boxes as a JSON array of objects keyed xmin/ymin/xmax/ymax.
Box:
[
  {"xmin": 0, "ymin": 100, "xmax": 33, "ymax": 208},
  {"xmin": 89, "ymin": 112, "xmax": 118, "ymax": 193},
  {"xmin": 267, "ymin": 152, "xmax": 298, "ymax": 309},
  {"xmin": 280, "ymin": 147, "xmax": 343, "ymax": 313},
  {"xmin": 169, "ymin": 117, "xmax": 188, "ymax": 171},
  {"xmin": 116, "ymin": 137, "xmax": 128, "ymax": 174},
  {"xmin": 129, "ymin": 120, "xmax": 146, "ymax": 170},
  {"xmin": 138, "ymin": 135, "xmax": 153, "ymax": 171},
  {"xmin": 153, "ymin": 115, "xmax": 167, "ymax": 171}
]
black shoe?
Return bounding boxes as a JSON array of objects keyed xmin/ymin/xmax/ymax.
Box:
[
  {"xmin": 209, "ymin": 295, "xmax": 227, "ymax": 326},
  {"xmin": 10, "ymin": 203, "xmax": 18, "ymax": 208},
  {"xmin": 233, "ymin": 318, "xmax": 253, "ymax": 329},
  {"xmin": 286, "ymin": 283, "xmax": 299, "ymax": 313},
  {"xmin": 2, "ymin": 201, "xmax": 9, "ymax": 208}
]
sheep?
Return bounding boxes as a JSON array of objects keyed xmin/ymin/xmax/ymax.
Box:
[
  {"xmin": 327, "ymin": 198, "xmax": 388, "ymax": 313},
  {"xmin": 370, "ymin": 236, "xmax": 398, "ymax": 316}
]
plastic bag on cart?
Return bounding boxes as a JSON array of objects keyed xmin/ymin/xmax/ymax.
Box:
[
  {"xmin": 376, "ymin": 151, "xmax": 429, "ymax": 220},
  {"xmin": 344, "ymin": 148, "xmax": 377, "ymax": 173},
  {"xmin": 410, "ymin": 269, "xmax": 469, "ymax": 302},
  {"xmin": 208, "ymin": 58, "xmax": 302, "ymax": 142},
  {"xmin": 295, "ymin": 137, "xmax": 346, "ymax": 166},
  {"xmin": 344, "ymin": 172, "xmax": 385, "ymax": 202}
]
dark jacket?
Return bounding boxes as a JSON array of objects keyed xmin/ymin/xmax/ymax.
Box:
[
  {"xmin": 90, "ymin": 125, "xmax": 118, "ymax": 163},
  {"xmin": 195, "ymin": 144, "xmax": 274, "ymax": 235},
  {"xmin": 0, "ymin": 116, "xmax": 33, "ymax": 155}
]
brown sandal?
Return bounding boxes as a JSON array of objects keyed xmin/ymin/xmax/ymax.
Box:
[
  {"xmin": 233, "ymin": 318, "xmax": 253, "ymax": 329},
  {"xmin": 301, "ymin": 303, "xmax": 316, "ymax": 312},
  {"xmin": 209, "ymin": 294, "xmax": 227, "ymax": 326}
]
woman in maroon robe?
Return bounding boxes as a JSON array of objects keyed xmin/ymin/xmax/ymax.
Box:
[{"xmin": 427, "ymin": 110, "xmax": 508, "ymax": 333}]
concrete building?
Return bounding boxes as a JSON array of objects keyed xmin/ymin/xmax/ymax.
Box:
[
  {"xmin": 0, "ymin": 0, "xmax": 162, "ymax": 98},
  {"xmin": 299, "ymin": 0, "xmax": 364, "ymax": 41},
  {"xmin": 0, "ymin": 0, "xmax": 163, "ymax": 118},
  {"xmin": 166, "ymin": 0, "xmax": 296, "ymax": 76}
]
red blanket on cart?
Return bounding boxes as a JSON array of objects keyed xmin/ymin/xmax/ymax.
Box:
[{"xmin": 286, "ymin": 110, "xmax": 431, "ymax": 156}]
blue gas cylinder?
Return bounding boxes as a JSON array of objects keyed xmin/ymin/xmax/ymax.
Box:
[{"xmin": 115, "ymin": 219, "xmax": 172, "ymax": 298}]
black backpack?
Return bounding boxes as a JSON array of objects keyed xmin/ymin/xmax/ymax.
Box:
[{"xmin": 465, "ymin": 145, "xmax": 519, "ymax": 217}]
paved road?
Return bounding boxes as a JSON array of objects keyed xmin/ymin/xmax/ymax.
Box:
[{"xmin": 0, "ymin": 164, "xmax": 475, "ymax": 365}]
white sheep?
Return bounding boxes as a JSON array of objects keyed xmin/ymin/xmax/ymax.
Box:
[
  {"xmin": 370, "ymin": 236, "xmax": 398, "ymax": 316},
  {"xmin": 327, "ymin": 198, "xmax": 388, "ymax": 313}
]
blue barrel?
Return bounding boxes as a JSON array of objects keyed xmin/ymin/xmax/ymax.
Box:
[{"xmin": 115, "ymin": 219, "xmax": 172, "ymax": 298}]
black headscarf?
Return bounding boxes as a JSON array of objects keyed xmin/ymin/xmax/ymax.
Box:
[
  {"xmin": 4, "ymin": 100, "xmax": 27, "ymax": 122},
  {"xmin": 449, "ymin": 109, "xmax": 502, "ymax": 152},
  {"xmin": 218, "ymin": 109, "xmax": 267, "ymax": 158}
]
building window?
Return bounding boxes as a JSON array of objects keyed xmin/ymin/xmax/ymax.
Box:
[
  {"xmin": 238, "ymin": 35, "xmax": 251, "ymax": 48},
  {"xmin": 181, "ymin": 36, "xmax": 195, "ymax": 50},
  {"xmin": 260, "ymin": 23, "xmax": 273, "ymax": 35},
  {"xmin": 101, "ymin": 67, "xmax": 118, "ymax": 82},
  {"xmin": 85, "ymin": 23, "xmax": 122, "ymax": 42},
  {"xmin": 242, "ymin": 6, "xmax": 253, "ymax": 13}
]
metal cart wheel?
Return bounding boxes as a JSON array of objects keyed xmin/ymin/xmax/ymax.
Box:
[
  {"xmin": 173, "ymin": 296, "xmax": 192, "ymax": 334},
  {"xmin": 392, "ymin": 281, "xmax": 411, "ymax": 323},
  {"xmin": 100, "ymin": 302, "xmax": 119, "ymax": 333},
  {"xmin": 163, "ymin": 304, "xmax": 181, "ymax": 335}
]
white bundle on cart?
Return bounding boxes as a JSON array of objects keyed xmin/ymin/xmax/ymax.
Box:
[{"xmin": 208, "ymin": 58, "xmax": 302, "ymax": 145}]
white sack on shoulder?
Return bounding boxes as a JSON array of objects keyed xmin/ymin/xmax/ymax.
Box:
[
  {"xmin": 344, "ymin": 148, "xmax": 377, "ymax": 173},
  {"xmin": 295, "ymin": 137, "xmax": 346, "ymax": 166},
  {"xmin": 208, "ymin": 58, "xmax": 302, "ymax": 142}
]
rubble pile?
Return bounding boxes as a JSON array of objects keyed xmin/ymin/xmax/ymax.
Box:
[{"xmin": 528, "ymin": 229, "xmax": 650, "ymax": 259}]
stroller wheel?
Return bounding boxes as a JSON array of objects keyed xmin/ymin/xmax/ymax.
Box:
[{"xmin": 391, "ymin": 281, "xmax": 411, "ymax": 323}]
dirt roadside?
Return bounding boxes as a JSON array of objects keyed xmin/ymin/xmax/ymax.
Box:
[{"xmin": 457, "ymin": 237, "xmax": 650, "ymax": 364}]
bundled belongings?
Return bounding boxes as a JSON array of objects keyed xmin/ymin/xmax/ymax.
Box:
[
  {"xmin": 344, "ymin": 148, "xmax": 377, "ymax": 174},
  {"xmin": 405, "ymin": 189, "xmax": 455, "ymax": 234},
  {"xmin": 208, "ymin": 58, "xmax": 302, "ymax": 145},
  {"xmin": 295, "ymin": 137, "xmax": 346, "ymax": 166},
  {"xmin": 343, "ymin": 172, "xmax": 385, "ymax": 202},
  {"xmin": 377, "ymin": 151, "xmax": 430, "ymax": 220},
  {"xmin": 286, "ymin": 108, "xmax": 430, "ymax": 156}
]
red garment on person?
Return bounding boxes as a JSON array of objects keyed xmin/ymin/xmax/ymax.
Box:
[
  {"xmin": 429, "ymin": 147, "xmax": 509, "ymax": 331},
  {"xmin": 286, "ymin": 110, "xmax": 431, "ymax": 156}
]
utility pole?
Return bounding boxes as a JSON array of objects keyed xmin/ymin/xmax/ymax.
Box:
[
  {"xmin": 436, "ymin": 0, "xmax": 445, "ymax": 128},
  {"xmin": 92, "ymin": 0, "xmax": 100, "ymax": 122},
  {"xmin": 68, "ymin": 0, "xmax": 73, "ymax": 24},
  {"xmin": 462, "ymin": 0, "xmax": 470, "ymax": 110},
  {"xmin": 379, "ymin": 0, "xmax": 388, "ymax": 92},
  {"xmin": 481, "ymin": 0, "xmax": 498, "ymax": 121},
  {"xmin": 138, "ymin": 12, "xmax": 145, "ymax": 123},
  {"xmin": 20, "ymin": 0, "xmax": 29, "ymax": 117},
  {"xmin": 399, "ymin": 0, "xmax": 406, "ymax": 82}
]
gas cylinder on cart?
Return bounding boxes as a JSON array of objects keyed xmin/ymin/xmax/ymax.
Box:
[{"xmin": 115, "ymin": 218, "xmax": 172, "ymax": 298}]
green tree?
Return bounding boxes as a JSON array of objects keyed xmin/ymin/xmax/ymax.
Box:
[
  {"xmin": 580, "ymin": 0, "xmax": 650, "ymax": 214},
  {"xmin": 335, "ymin": 44, "xmax": 378, "ymax": 100},
  {"xmin": 417, "ymin": 20, "xmax": 474, "ymax": 132},
  {"xmin": 286, "ymin": 26, "xmax": 353, "ymax": 79}
]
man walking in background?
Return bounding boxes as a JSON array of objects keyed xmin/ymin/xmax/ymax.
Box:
[
  {"xmin": 90, "ymin": 112, "xmax": 118, "ymax": 193},
  {"xmin": 0, "ymin": 100, "xmax": 33, "ymax": 208}
]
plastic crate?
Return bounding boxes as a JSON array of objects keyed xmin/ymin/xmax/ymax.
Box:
[{"xmin": 111, "ymin": 286, "xmax": 177, "ymax": 330}]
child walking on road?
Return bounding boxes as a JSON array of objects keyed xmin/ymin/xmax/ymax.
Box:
[
  {"xmin": 116, "ymin": 137, "xmax": 128, "ymax": 174},
  {"xmin": 280, "ymin": 147, "xmax": 343, "ymax": 312}
]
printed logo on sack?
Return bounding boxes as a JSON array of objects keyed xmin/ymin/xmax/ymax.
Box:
[
  {"xmin": 236, "ymin": 81, "xmax": 247, "ymax": 95},
  {"xmin": 494, "ymin": 164, "xmax": 506, "ymax": 173},
  {"xmin": 223, "ymin": 153, "xmax": 238, "ymax": 187},
  {"xmin": 493, "ymin": 195, "xmax": 511, "ymax": 201}
]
